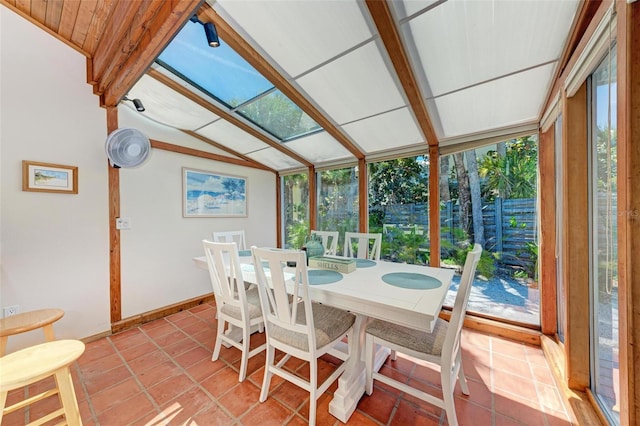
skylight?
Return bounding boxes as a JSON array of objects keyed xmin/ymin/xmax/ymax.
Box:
[{"xmin": 157, "ymin": 20, "xmax": 321, "ymax": 142}]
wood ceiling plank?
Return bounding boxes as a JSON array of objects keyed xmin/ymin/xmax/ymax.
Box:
[
  {"xmin": 14, "ymin": 0, "xmax": 29, "ymax": 14},
  {"xmin": 82, "ymin": 0, "xmax": 116, "ymax": 55},
  {"xmin": 44, "ymin": 0, "xmax": 63, "ymax": 32},
  {"xmin": 92, "ymin": 0, "xmax": 161, "ymax": 91},
  {"xmin": 70, "ymin": 0, "xmax": 98, "ymax": 48},
  {"xmin": 30, "ymin": 0, "xmax": 46, "ymax": 23},
  {"xmin": 58, "ymin": 0, "xmax": 81, "ymax": 40},
  {"xmin": 147, "ymin": 68, "xmax": 313, "ymax": 168},
  {"xmin": 101, "ymin": 0, "xmax": 201, "ymax": 107},
  {"xmin": 365, "ymin": 0, "xmax": 439, "ymax": 148},
  {"xmin": 199, "ymin": 4, "xmax": 365, "ymax": 161}
]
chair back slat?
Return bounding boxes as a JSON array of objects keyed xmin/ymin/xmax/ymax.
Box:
[
  {"xmin": 212, "ymin": 230, "xmax": 246, "ymax": 250},
  {"xmin": 310, "ymin": 230, "xmax": 339, "ymax": 256},
  {"xmin": 202, "ymin": 240, "xmax": 248, "ymax": 313},
  {"xmin": 252, "ymin": 248, "xmax": 315, "ymax": 345},
  {"xmin": 344, "ymin": 232, "xmax": 382, "ymax": 260}
]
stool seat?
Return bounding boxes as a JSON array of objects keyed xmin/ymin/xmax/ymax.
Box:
[
  {"xmin": 0, "ymin": 308, "xmax": 64, "ymax": 356},
  {"xmin": 0, "ymin": 339, "xmax": 85, "ymax": 425},
  {"xmin": 0, "ymin": 340, "xmax": 85, "ymax": 389}
]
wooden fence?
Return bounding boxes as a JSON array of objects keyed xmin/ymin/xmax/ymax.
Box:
[{"xmin": 373, "ymin": 197, "xmax": 538, "ymax": 264}]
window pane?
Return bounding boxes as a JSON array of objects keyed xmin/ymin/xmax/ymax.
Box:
[
  {"xmin": 282, "ymin": 174, "xmax": 309, "ymax": 249},
  {"xmin": 317, "ymin": 167, "xmax": 359, "ymax": 252},
  {"xmin": 555, "ymin": 114, "xmax": 566, "ymax": 342},
  {"xmin": 236, "ymin": 91, "xmax": 321, "ymax": 140},
  {"xmin": 590, "ymin": 47, "xmax": 619, "ymax": 425},
  {"xmin": 158, "ymin": 21, "xmax": 273, "ymax": 107},
  {"xmin": 368, "ymin": 155, "xmax": 430, "ymax": 264},
  {"xmin": 440, "ymin": 138, "xmax": 540, "ymax": 326}
]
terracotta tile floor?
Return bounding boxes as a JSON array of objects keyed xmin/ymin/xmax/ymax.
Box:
[{"xmin": 4, "ymin": 303, "xmax": 573, "ymax": 425}]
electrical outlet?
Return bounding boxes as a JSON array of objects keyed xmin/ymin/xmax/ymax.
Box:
[
  {"xmin": 3, "ymin": 305, "xmax": 19, "ymax": 317},
  {"xmin": 116, "ymin": 217, "xmax": 132, "ymax": 230}
]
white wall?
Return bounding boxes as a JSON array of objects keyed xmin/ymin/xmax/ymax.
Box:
[
  {"xmin": 0, "ymin": 7, "xmax": 110, "ymax": 351},
  {"xmin": 0, "ymin": 7, "xmax": 278, "ymax": 350},
  {"xmin": 118, "ymin": 108, "xmax": 277, "ymax": 316}
]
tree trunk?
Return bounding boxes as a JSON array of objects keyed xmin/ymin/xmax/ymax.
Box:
[
  {"xmin": 453, "ymin": 153, "xmax": 471, "ymax": 237},
  {"xmin": 465, "ymin": 150, "xmax": 485, "ymax": 246},
  {"xmin": 439, "ymin": 157, "xmax": 451, "ymax": 202}
]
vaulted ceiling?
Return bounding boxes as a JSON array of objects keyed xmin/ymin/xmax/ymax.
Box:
[{"xmin": 2, "ymin": 0, "xmax": 596, "ymax": 173}]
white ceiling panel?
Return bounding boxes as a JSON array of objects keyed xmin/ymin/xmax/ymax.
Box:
[
  {"xmin": 391, "ymin": 0, "xmax": 441, "ymax": 20},
  {"xmin": 284, "ymin": 132, "xmax": 354, "ymax": 163},
  {"xmin": 342, "ymin": 107, "xmax": 424, "ymax": 154},
  {"xmin": 214, "ymin": 0, "xmax": 373, "ymax": 78},
  {"xmin": 296, "ymin": 40, "xmax": 406, "ymax": 125},
  {"xmin": 405, "ymin": 0, "xmax": 579, "ymax": 97},
  {"xmin": 197, "ymin": 119, "xmax": 270, "ymax": 154},
  {"xmin": 430, "ymin": 62, "xmax": 556, "ymax": 139},
  {"xmin": 128, "ymin": 74, "xmax": 219, "ymax": 130},
  {"xmin": 247, "ymin": 147, "xmax": 305, "ymax": 171}
]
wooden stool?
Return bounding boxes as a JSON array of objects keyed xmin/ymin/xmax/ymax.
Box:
[
  {"xmin": 0, "ymin": 339, "xmax": 85, "ymax": 425},
  {"xmin": 0, "ymin": 308, "xmax": 64, "ymax": 356}
]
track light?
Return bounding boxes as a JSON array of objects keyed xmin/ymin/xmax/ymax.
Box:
[
  {"xmin": 190, "ymin": 15, "xmax": 220, "ymax": 48},
  {"xmin": 204, "ymin": 22, "xmax": 220, "ymax": 48},
  {"xmin": 122, "ymin": 96, "xmax": 145, "ymax": 112}
]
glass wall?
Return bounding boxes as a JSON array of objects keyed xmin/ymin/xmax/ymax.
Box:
[
  {"xmin": 440, "ymin": 138, "xmax": 540, "ymax": 326},
  {"xmin": 282, "ymin": 173, "xmax": 309, "ymax": 249},
  {"xmin": 589, "ymin": 46, "xmax": 619, "ymax": 425},
  {"xmin": 317, "ymin": 166, "xmax": 359, "ymax": 253},
  {"xmin": 555, "ymin": 114, "xmax": 566, "ymax": 342},
  {"xmin": 367, "ymin": 155, "xmax": 430, "ymax": 264}
]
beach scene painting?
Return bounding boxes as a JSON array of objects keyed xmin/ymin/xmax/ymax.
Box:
[
  {"xmin": 22, "ymin": 161, "xmax": 78, "ymax": 194},
  {"xmin": 183, "ymin": 168, "xmax": 247, "ymax": 217}
]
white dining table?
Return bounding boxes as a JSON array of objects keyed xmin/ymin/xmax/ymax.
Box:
[{"xmin": 193, "ymin": 253, "xmax": 455, "ymax": 422}]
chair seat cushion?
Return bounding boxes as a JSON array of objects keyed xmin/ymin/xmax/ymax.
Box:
[
  {"xmin": 220, "ymin": 286, "xmax": 262, "ymax": 320},
  {"xmin": 366, "ymin": 317, "xmax": 448, "ymax": 356},
  {"xmin": 271, "ymin": 303, "xmax": 355, "ymax": 351}
]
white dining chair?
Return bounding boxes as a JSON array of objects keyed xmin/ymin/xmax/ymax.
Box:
[
  {"xmin": 212, "ymin": 230, "xmax": 247, "ymax": 250},
  {"xmin": 202, "ymin": 240, "xmax": 265, "ymax": 382},
  {"xmin": 251, "ymin": 247, "xmax": 355, "ymax": 426},
  {"xmin": 344, "ymin": 232, "xmax": 382, "ymax": 260},
  {"xmin": 364, "ymin": 243, "xmax": 483, "ymax": 426},
  {"xmin": 309, "ymin": 230, "xmax": 339, "ymax": 256}
]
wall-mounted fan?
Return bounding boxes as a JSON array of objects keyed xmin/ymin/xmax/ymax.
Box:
[{"xmin": 105, "ymin": 128, "xmax": 151, "ymax": 168}]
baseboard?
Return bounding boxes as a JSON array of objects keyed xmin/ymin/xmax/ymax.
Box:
[
  {"xmin": 440, "ymin": 310, "xmax": 542, "ymax": 346},
  {"xmin": 110, "ymin": 293, "xmax": 215, "ymax": 334}
]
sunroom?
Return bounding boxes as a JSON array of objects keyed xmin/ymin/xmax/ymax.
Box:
[{"xmin": 1, "ymin": 0, "xmax": 638, "ymax": 425}]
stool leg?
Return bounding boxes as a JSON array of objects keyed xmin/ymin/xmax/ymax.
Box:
[
  {"xmin": 0, "ymin": 336, "xmax": 7, "ymax": 357},
  {"xmin": 43, "ymin": 324, "xmax": 56, "ymax": 342},
  {"xmin": 0, "ymin": 390, "xmax": 7, "ymax": 424},
  {"xmin": 54, "ymin": 367, "xmax": 82, "ymax": 426}
]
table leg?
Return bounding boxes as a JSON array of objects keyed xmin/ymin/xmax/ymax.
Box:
[{"xmin": 328, "ymin": 314, "xmax": 390, "ymax": 422}]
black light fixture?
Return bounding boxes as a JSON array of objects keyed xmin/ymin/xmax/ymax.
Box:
[
  {"xmin": 190, "ymin": 15, "xmax": 220, "ymax": 48},
  {"xmin": 204, "ymin": 22, "xmax": 220, "ymax": 48},
  {"xmin": 122, "ymin": 96, "xmax": 145, "ymax": 112}
]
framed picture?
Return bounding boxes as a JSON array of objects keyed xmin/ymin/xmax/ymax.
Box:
[
  {"xmin": 22, "ymin": 161, "xmax": 78, "ymax": 194},
  {"xmin": 183, "ymin": 167, "xmax": 247, "ymax": 217}
]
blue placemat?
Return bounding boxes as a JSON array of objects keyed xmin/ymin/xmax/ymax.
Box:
[
  {"xmin": 308, "ymin": 269, "xmax": 343, "ymax": 285},
  {"xmin": 381, "ymin": 272, "xmax": 442, "ymax": 289},
  {"xmin": 355, "ymin": 259, "xmax": 377, "ymax": 268},
  {"xmin": 238, "ymin": 250, "xmax": 252, "ymax": 257}
]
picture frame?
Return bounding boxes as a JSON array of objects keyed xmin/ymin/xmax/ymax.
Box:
[
  {"xmin": 22, "ymin": 161, "xmax": 78, "ymax": 194},
  {"xmin": 183, "ymin": 167, "xmax": 247, "ymax": 217}
]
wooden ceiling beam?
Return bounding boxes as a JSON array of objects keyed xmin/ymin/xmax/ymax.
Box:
[
  {"xmin": 90, "ymin": 0, "xmax": 149, "ymax": 84},
  {"xmin": 100, "ymin": 0, "xmax": 202, "ymax": 107},
  {"xmin": 198, "ymin": 3, "xmax": 365, "ymax": 160},
  {"xmin": 365, "ymin": 0, "xmax": 439, "ymax": 148},
  {"xmin": 147, "ymin": 68, "xmax": 313, "ymax": 167}
]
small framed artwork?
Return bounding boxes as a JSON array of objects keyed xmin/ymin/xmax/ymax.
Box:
[
  {"xmin": 183, "ymin": 167, "xmax": 247, "ymax": 217},
  {"xmin": 22, "ymin": 161, "xmax": 78, "ymax": 194}
]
